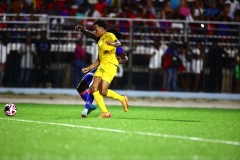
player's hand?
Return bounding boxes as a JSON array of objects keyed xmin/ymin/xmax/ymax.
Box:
[
  {"xmin": 75, "ymin": 25, "xmax": 83, "ymax": 31},
  {"xmin": 82, "ymin": 67, "xmax": 89, "ymax": 73}
]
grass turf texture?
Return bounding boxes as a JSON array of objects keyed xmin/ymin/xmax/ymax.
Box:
[{"xmin": 0, "ymin": 103, "xmax": 240, "ymax": 160}]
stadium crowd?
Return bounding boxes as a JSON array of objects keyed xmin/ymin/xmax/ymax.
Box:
[
  {"xmin": 1, "ymin": 0, "xmax": 239, "ymax": 44},
  {"xmin": 0, "ymin": 0, "xmax": 239, "ymax": 22},
  {"xmin": 0, "ymin": 0, "xmax": 240, "ymax": 93}
]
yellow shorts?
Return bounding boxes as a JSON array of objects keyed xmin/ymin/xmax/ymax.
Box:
[{"xmin": 94, "ymin": 63, "xmax": 117, "ymax": 83}]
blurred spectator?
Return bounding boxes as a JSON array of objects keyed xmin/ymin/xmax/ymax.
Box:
[
  {"xmin": 10, "ymin": 0, "xmax": 24, "ymax": 13},
  {"xmin": 79, "ymin": 0, "xmax": 92, "ymax": 13},
  {"xmin": 141, "ymin": 8, "xmax": 158, "ymax": 31},
  {"xmin": 0, "ymin": 0, "xmax": 9, "ymax": 13},
  {"xmin": 69, "ymin": 0, "xmax": 79, "ymax": 16},
  {"xmin": 111, "ymin": 0, "xmax": 121, "ymax": 11},
  {"xmin": 121, "ymin": 0, "xmax": 137, "ymax": 10},
  {"xmin": 117, "ymin": 7, "xmax": 132, "ymax": 33},
  {"xmin": 217, "ymin": 11, "xmax": 231, "ymax": 43},
  {"xmin": 232, "ymin": 10, "xmax": 240, "ymax": 43},
  {"xmin": 108, "ymin": 5, "xmax": 119, "ymax": 18},
  {"xmin": 18, "ymin": 34, "xmax": 36, "ymax": 86},
  {"xmin": 207, "ymin": 41, "xmax": 228, "ymax": 92},
  {"xmin": 163, "ymin": 41, "xmax": 181, "ymax": 91},
  {"xmin": 217, "ymin": 3, "xmax": 231, "ymax": 20},
  {"xmin": 234, "ymin": 9, "xmax": 240, "ymax": 22},
  {"xmin": 205, "ymin": 16, "xmax": 215, "ymax": 37},
  {"xmin": 35, "ymin": 0, "xmax": 43, "ymax": 11},
  {"xmin": 57, "ymin": 0, "xmax": 66, "ymax": 11},
  {"xmin": 163, "ymin": 0, "xmax": 175, "ymax": 19},
  {"xmin": 178, "ymin": 43, "xmax": 191, "ymax": 91},
  {"xmin": 145, "ymin": 0, "xmax": 157, "ymax": 16},
  {"xmin": 180, "ymin": 0, "xmax": 193, "ymax": 21},
  {"xmin": 85, "ymin": 5, "xmax": 101, "ymax": 29},
  {"xmin": 95, "ymin": 0, "xmax": 107, "ymax": 16},
  {"xmin": 191, "ymin": 41, "xmax": 203, "ymax": 92},
  {"xmin": 86, "ymin": 5, "xmax": 101, "ymax": 17},
  {"xmin": 76, "ymin": 5, "xmax": 86, "ymax": 23},
  {"xmin": 61, "ymin": 4, "xmax": 69, "ymax": 16},
  {"xmin": 171, "ymin": 0, "xmax": 181, "ymax": 10},
  {"xmin": 102, "ymin": 5, "xmax": 110, "ymax": 17},
  {"xmin": 51, "ymin": 16, "xmax": 64, "ymax": 30},
  {"xmin": 192, "ymin": 0, "xmax": 204, "ymax": 20},
  {"xmin": 217, "ymin": 0, "xmax": 225, "ymax": 12},
  {"xmin": 147, "ymin": 41, "xmax": 164, "ymax": 90},
  {"xmin": 76, "ymin": 0, "xmax": 84, "ymax": 6},
  {"xmin": 171, "ymin": 13, "xmax": 184, "ymax": 36},
  {"xmin": 205, "ymin": 1, "xmax": 220, "ymax": 21},
  {"xmin": 0, "ymin": 12, "xmax": 7, "ymax": 29},
  {"xmin": 72, "ymin": 39, "xmax": 86, "ymax": 88},
  {"xmin": 45, "ymin": 0, "xmax": 57, "ymax": 15},
  {"xmin": 25, "ymin": 0, "xmax": 34, "ymax": 7},
  {"xmin": 159, "ymin": 10, "xmax": 171, "ymax": 34},
  {"xmin": 159, "ymin": 37, "xmax": 168, "ymax": 90},
  {"xmin": 36, "ymin": 4, "xmax": 48, "ymax": 30},
  {"xmin": 21, "ymin": 1, "xmax": 34, "ymax": 14},
  {"xmin": 233, "ymin": 48, "xmax": 240, "ymax": 93},
  {"xmin": 0, "ymin": 37, "xmax": 10, "ymax": 87},
  {"xmin": 35, "ymin": 31, "xmax": 51, "ymax": 88},
  {"xmin": 225, "ymin": 0, "xmax": 240, "ymax": 20}
]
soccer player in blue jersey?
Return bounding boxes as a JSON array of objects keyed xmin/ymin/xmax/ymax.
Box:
[{"xmin": 75, "ymin": 26, "xmax": 128, "ymax": 117}]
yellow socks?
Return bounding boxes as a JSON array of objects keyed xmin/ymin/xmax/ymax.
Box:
[
  {"xmin": 93, "ymin": 90, "xmax": 124, "ymax": 113},
  {"xmin": 93, "ymin": 91, "xmax": 108, "ymax": 113},
  {"xmin": 107, "ymin": 89, "xmax": 124, "ymax": 101}
]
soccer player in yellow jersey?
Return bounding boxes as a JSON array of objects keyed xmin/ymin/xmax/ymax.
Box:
[{"xmin": 77, "ymin": 19, "xmax": 128, "ymax": 118}]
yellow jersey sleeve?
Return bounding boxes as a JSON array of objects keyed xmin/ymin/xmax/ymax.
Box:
[{"xmin": 98, "ymin": 32, "xmax": 119, "ymax": 65}]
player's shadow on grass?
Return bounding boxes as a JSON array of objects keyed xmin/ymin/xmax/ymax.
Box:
[{"xmin": 115, "ymin": 117, "xmax": 203, "ymax": 122}]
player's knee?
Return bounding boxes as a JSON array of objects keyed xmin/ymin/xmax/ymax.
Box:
[
  {"xmin": 100, "ymin": 89, "xmax": 107, "ymax": 96},
  {"xmin": 91, "ymin": 85, "xmax": 98, "ymax": 93},
  {"xmin": 77, "ymin": 86, "xmax": 84, "ymax": 94},
  {"xmin": 77, "ymin": 81, "xmax": 88, "ymax": 93}
]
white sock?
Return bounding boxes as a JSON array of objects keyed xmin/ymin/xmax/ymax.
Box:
[{"xmin": 84, "ymin": 108, "xmax": 88, "ymax": 113}]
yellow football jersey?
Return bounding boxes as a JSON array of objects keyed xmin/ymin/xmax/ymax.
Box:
[{"xmin": 97, "ymin": 32, "xmax": 118, "ymax": 66}]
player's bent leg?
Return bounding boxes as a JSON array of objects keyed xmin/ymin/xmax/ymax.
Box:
[
  {"xmin": 93, "ymin": 91, "xmax": 108, "ymax": 113},
  {"xmin": 121, "ymin": 96, "xmax": 129, "ymax": 112},
  {"xmin": 81, "ymin": 111, "xmax": 88, "ymax": 118},
  {"xmin": 79, "ymin": 90, "xmax": 91, "ymax": 117},
  {"xmin": 77, "ymin": 80, "xmax": 89, "ymax": 94},
  {"xmin": 87, "ymin": 104, "xmax": 97, "ymax": 114},
  {"xmin": 107, "ymin": 89, "xmax": 129, "ymax": 112},
  {"xmin": 81, "ymin": 104, "xmax": 97, "ymax": 118}
]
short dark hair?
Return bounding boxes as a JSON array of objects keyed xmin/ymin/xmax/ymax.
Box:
[
  {"xmin": 106, "ymin": 28, "xmax": 122, "ymax": 39},
  {"xmin": 93, "ymin": 19, "xmax": 107, "ymax": 29},
  {"xmin": 169, "ymin": 41, "xmax": 177, "ymax": 49}
]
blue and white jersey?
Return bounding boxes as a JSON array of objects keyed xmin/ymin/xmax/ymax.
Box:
[{"xmin": 81, "ymin": 68, "xmax": 97, "ymax": 87}]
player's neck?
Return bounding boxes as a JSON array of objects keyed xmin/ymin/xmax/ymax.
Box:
[{"xmin": 101, "ymin": 30, "xmax": 107, "ymax": 36}]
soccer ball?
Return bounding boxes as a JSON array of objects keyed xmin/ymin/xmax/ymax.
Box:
[{"xmin": 4, "ymin": 103, "xmax": 17, "ymax": 116}]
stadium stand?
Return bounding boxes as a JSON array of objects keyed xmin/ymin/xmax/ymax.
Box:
[{"xmin": 0, "ymin": 0, "xmax": 239, "ymax": 93}]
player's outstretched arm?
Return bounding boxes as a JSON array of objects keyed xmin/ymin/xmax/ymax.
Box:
[
  {"xmin": 106, "ymin": 39, "xmax": 121, "ymax": 47},
  {"xmin": 75, "ymin": 25, "xmax": 98, "ymax": 41},
  {"xmin": 82, "ymin": 58, "xmax": 100, "ymax": 73}
]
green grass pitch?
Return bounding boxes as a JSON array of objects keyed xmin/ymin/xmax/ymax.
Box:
[{"xmin": 0, "ymin": 103, "xmax": 240, "ymax": 160}]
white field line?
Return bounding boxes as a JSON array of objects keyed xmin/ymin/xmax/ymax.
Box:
[{"xmin": 1, "ymin": 118, "xmax": 240, "ymax": 146}]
